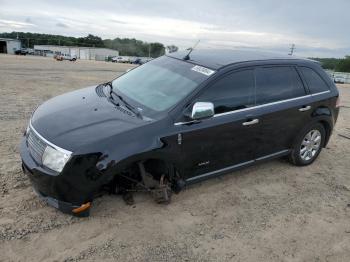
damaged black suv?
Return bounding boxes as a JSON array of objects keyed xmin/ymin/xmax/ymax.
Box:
[{"xmin": 20, "ymin": 49, "xmax": 339, "ymax": 216}]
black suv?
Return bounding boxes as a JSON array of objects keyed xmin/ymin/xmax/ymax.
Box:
[{"xmin": 20, "ymin": 49, "xmax": 339, "ymax": 216}]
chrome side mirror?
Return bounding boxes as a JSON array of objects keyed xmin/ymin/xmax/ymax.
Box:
[{"xmin": 191, "ymin": 102, "xmax": 214, "ymax": 120}]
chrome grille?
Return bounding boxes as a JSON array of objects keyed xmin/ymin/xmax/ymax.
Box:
[{"xmin": 27, "ymin": 127, "xmax": 47, "ymax": 164}]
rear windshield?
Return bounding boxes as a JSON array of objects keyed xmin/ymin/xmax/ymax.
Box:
[{"xmin": 112, "ymin": 56, "xmax": 211, "ymax": 112}]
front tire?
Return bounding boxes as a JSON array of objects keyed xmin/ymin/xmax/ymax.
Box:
[{"xmin": 288, "ymin": 123, "xmax": 325, "ymax": 166}]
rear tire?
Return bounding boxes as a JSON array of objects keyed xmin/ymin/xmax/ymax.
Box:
[{"xmin": 288, "ymin": 123, "xmax": 325, "ymax": 166}]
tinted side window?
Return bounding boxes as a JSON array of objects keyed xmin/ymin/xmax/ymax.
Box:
[
  {"xmin": 197, "ymin": 70, "xmax": 255, "ymax": 114},
  {"xmin": 299, "ymin": 67, "xmax": 330, "ymax": 93},
  {"xmin": 255, "ymin": 66, "xmax": 306, "ymax": 105}
]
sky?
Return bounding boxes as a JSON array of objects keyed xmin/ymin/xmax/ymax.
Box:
[{"xmin": 0, "ymin": 0, "xmax": 349, "ymax": 58}]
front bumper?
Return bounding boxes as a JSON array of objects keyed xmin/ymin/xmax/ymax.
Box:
[
  {"xmin": 20, "ymin": 138, "xmax": 91, "ymax": 216},
  {"xmin": 22, "ymin": 163, "xmax": 90, "ymax": 217}
]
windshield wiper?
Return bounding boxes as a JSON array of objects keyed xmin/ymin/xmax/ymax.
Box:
[{"xmin": 104, "ymin": 81, "xmax": 143, "ymax": 119}]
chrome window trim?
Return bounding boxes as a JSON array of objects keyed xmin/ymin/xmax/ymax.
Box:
[
  {"xmin": 29, "ymin": 122, "xmax": 72, "ymax": 155},
  {"xmin": 310, "ymin": 90, "xmax": 330, "ymax": 96},
  {"xmin": 174, "ymin": 90, "xmax": 330, "ymax": 126}
]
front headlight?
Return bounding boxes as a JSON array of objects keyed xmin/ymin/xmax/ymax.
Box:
[{"xmin": 42, "ymin": 146, "xmax": 71, "ymax": 172}]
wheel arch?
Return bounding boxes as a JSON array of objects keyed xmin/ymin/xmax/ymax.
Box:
[
  {"xmin": 318, "ymin": 119, "xmax": 332, "ymax": 147},
  {"xmin": 311, "ymin": 105, "xmax": 334, "ymax": 147},
  {"xmin": 96, "ymin": 144, "xmax": 185, "ymax": 187},
  {"xmin": 116, "ymin": 156, "xmax": 182, "ymax": 180},
  {"xmin": 103, "ymin": 154, "xmax": 184, "ymax": 195}
]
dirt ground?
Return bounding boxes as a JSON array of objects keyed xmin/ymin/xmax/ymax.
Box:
[{"xmin": 0, "ymin": 54, "xmax": 349, "ymax": 262}]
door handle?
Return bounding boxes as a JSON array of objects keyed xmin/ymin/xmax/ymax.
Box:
[
  {"xmin": 299, "ymin": 105, "xmax": 311, "ymax": 112},
  {"xmin": 242, "ymin": 119, "xmax": 259, "ymax": 126}
]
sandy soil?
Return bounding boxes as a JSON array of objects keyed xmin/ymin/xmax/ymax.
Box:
[{"xmin": 0, "ymin": 54, "xmax": 350, "ymax": 262}]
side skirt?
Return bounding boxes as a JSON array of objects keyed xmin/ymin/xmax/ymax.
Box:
[{"xmin": 185, "ymin": 149, "xmax": 290, "ymax": 185}]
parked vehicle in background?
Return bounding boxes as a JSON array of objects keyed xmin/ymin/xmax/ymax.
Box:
[
  {"xmin": 55, "ymin": 54, "xmax": 77, "ymax": 61},
  {"xmin": 15, "ymin": 48, "xmax": 28, "ymax": 55},
  {"xmin": 131, "ymin": 57, "xmax": 142, "ymax": 65},
  {"xmin": 24, "ymin": 48, "xmax": 34, "ymax": 55},
  {"xmin": 112, "ymin": 56, "xmax": 130, "ymax": 63},
  {"xmin": 140, "ymin": 57, "xmax": 153, "ymax": 64},
  {"xmin": 334, "ymin": 75, "xmax": 345, "ymax": 84},
  {"xmin": 20, "ymin": 49, "xmax": 339, "ymax": 217}
]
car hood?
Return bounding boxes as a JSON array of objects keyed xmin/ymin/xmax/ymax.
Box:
[{"xmin": 31, "ymin": 86, "xmax": 149, "ymax": 151}]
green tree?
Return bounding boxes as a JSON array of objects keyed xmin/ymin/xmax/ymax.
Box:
[
  {"xmin": 0, "ymin": 31, "xmax": 166, "ymax": 57},
  {"xmin": 149, "ymin": 43, "xmax": 165, "ymax": 57},
  {"xmin": 336, "ymin": 56, "xmax": 350, "ymax": 73},
  {"xmin": 166, "ymin": 45, "xmax": 178, "ymax": 53},
  {"xmin": 103, "ymin": 38, "xmax": 165, "ymax": 57},
  {"xmin": 310, "ymin": 57, "xmax": 340, "ymax": 70},
  {"xmin": 77, "ymin": 34, "xmax": 104, "ymax": 47},
  {"xmin": 0, "ymin": 32, "xmax": 101, "ymax": 47}
]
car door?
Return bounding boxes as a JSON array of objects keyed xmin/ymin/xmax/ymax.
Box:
[
  {"xmin": 174, "ymin": 69, "xmax": 258, "ymax": 181},
  {"xmin": 253, "ymin": 65, "xmax": 312, "ymax": 159},
  {"xmin": 298, "ymin": 65, "xmax": 335, "ymax": 125}
]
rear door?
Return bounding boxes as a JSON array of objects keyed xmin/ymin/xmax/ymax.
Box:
[
  {"xmin": 253, "ymin": 65, "xmax": 312, "ymax": 159},
  {"xmin": 177, "ymin": 69, "xmax": 258, "ymax": 179}
]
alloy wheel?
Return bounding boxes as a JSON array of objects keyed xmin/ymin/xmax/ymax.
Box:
[{"xmin": 299, "ymin": 129, "xmax": 322, "ymax": 161}]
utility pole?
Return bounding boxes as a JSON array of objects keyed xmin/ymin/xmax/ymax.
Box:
[
  {"xmin": 148, "ymin": 44, "xmax": 151, "ymax": 58},
  {"xmin": 289, "ymin": 44, "xmax": 295, "ymax": 55}
]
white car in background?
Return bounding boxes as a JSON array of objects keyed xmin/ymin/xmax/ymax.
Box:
[
  {"xmin": 55, "ymin": 54, "xmax": 77, "ymax": 61},
  {"xmin": 334, "ymin": 76, "xmax": 345, "ymax": 84},
  {"xmin": 112, "ymin": 56, "xmax": 130, "ymax": 63}
]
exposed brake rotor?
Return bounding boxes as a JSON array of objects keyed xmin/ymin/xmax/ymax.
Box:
[
  {"xmin": 118, "ymin": 162, "xmax": 172, "ymax": 205},
  {"xmin": 151, "ymin": 174, "xmax": 172, "ymax": 204}
]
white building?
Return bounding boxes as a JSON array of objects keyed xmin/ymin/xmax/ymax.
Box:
[
  {"xmin": 34, "ymin": 45, "xmax": 119, "ymax": 61},
  {"xmin": 0, "ymin": 38, "xmax": 21, "ymax": 54}
]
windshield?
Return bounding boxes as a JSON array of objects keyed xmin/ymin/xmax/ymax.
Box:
[{"xmin": 112, "ymin": 56, "xmax": 211, "ymax": 112}]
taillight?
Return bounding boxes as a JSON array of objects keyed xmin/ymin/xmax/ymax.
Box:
[{"xmin": 336, "ymin": 96, "xmax": 341, "ymax": 108}]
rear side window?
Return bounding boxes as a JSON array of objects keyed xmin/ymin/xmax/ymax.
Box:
[
  {"xmin": 255, "ymin": 66, "xmax": 306, "ymax": 105},
  {"xmin": 299, "ymin": 67, "xmax": 330, "ymax": 94},
  {"xmin": 197, "ymin": 69, "xmax": 255, "ymax": 114}
]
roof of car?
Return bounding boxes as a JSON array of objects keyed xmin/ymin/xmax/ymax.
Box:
[{"xmin": 167, "ymin": 49, "xmax": 314, "ymax": 70}]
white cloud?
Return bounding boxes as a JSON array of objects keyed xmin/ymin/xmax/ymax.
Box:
[
  {"xmin": 0, "ymin": 0, "xmax": 349, "ymax": 57},
  {"xmin": 0, "ymin": 19, "xmax": 35, "ymax": 29}
]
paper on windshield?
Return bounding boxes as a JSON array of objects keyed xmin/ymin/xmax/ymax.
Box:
[{"xmin": 191, "ymin": 65, "xmax": 215, "ymax": 76}]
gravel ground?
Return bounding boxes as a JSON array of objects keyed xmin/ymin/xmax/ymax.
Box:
[{"xmin": 0, "ymin": 54, "xmax": 349, "ymax": 262}]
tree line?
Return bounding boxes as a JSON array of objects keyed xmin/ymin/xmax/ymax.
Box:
[
  {"xmin": 0, "ymin": 32, "xmax": 177, "ymax": 58},
  {"xmin": 311, "ymin": 56, "xmax": 350, "ymax": 73},
  {"xmin": 5, "ymin": 31, "xmax": 348, "ymax": 70},
  {"xmin": 103, "ymin": 38, "xmax": 165, "ymax": 57}
]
